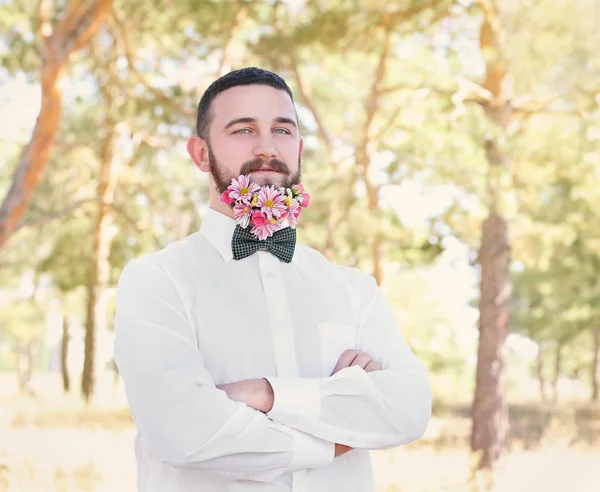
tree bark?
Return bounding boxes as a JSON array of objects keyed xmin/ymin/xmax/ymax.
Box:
[
  {"xmin": 591, "ymin": 328, "xmax": 599, "ymax": 402},
  {"xmin": 81, "ymin": 85, "xmax": 120, "ymax": 402},
  {"xmin": 61, "ymin": 314, "xmax": 70, "ymax": 393},
  {"xmin": 0, "ymin": 0, "xmax": 113, "ymax": 250},
  {"xmin": 354, "ymin": 26, "xmax": 392, "ymax": 286},
  {"xmin": 551, "ymin": 342, "xmax": 563, "ymax": 404},
  {"xmin": 288, "ymin": 58, "xmax": 338, "ymax": 262},
  {"xmin": 471, "ymin": 1, "xmax": 512, "ymax": 473},
  {"xmin": 536, "ymin": 346, "xmax": 547, "ymax": 403},
  {"xmin": 15, "ymin": 339, "xmax": 35, "ymax": 394},
  {"xmin": 471, "ymin": 214, "xmax": 510, "ymax": 470}
]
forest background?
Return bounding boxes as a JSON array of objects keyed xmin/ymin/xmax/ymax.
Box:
[{"xmin": 0, "ymin": 0, "xmax": 599, "ymax": 490}]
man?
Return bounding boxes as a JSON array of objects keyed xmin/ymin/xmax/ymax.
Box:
[{"xmin": 114, "ymin": 67, "xmax": 431, "ymax": 492}]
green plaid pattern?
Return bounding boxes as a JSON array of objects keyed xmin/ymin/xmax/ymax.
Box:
[{"xmin": 231, "ymin": 225, "xmax": 296, "ymax": 263}]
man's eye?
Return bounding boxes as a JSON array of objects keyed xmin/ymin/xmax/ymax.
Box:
[
  {"xmin": 235, "ymin": 128, "xmax": 251, "ymax": 134},
  {"xmin": 273, "ymin": 128, "xmax": 291, "ymax": 134}
]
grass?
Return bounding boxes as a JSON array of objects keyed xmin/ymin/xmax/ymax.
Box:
[{"xmin": 0, "ymin": 372, "xmax": 599, "ymax": 492}]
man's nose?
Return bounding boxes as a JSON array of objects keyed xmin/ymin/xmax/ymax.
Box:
[{"xmin": 252, "ymin": 133, "xmax": 278, "ymax": 159}]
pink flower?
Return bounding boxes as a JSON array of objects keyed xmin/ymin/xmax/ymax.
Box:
[
  {"xmin": 228, "ymin": 175, "xmax": 260, "ymax": 202},
  {"xmin": 299, "ymin": 192, "xmax": 311, "ymax": 208},
  {"xmin": 233, "ymin": 202, "xmax": 253, "ymax": 228},
  {"xmin": 251, "ymin": 210, "xmax": 268, "ymax": 227},
  {"xmin": 220, "ymin": 189, "xmax": 235, "ymax": 205},
  {"xmin": 251, "ymin": 220, "xmax": 278, "ymax": 241},
  {"xmin": 292, "ymin": 183, "xmax": 305, "ymax": 194},
  {"xmin": 257, "ymin": 185, "xmax": 287, "ymax": 220},
  {"xmin": 286, "ymin": 199, "xmax": 302, "ymax": 228}
]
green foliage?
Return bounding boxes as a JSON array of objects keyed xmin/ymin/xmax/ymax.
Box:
[{"xmin": 1, "ymin": 0, "xmax": 599, "ymax": 400}]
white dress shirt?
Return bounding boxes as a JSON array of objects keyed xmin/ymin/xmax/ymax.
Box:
[{"xmin": 114, "ymin": 207, "xmax": 431, "ymax": 492}]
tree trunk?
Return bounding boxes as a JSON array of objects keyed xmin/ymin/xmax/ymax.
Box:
[
  {"xmin": 81, "ymin": 86, "xmax": 120, "ymax": 402},
  {"xmin": 471, "ymin": 214, "xmax": 510, "ymax": 470},
  {"xmin": 82, "ymin": 282, "xmax": 97, "ymax": 401},
  {"xmin": 592, "ymin": 328, "xmax": 600, "ymax": 402},
  {"xmin": 536, "ymin": 346, "xmax": 547, "ymax": 403},
  {"xmin": 0, "ymin": 0, "xmax": 113, "ymax": 250},
  {"xmin": 288, "ymin": 57, "xmax": 341, "ymax": 262},
  {"xmin": 61, "ymin": 314, "xmax": 70, "ymax": 393},
  {"xmin": 15, "ymin": 339, "xmax": 35, "ymax": 394},
  {"xmin": 471, "ymin": 3, "xmax": 512, "ymax": 474},
  {"xmin": 354, "ymin": 26, "xmax": 392, "ymax": 286},
  {"xmin": 551, "ymin": 342, "xmax": 563, "ymax": 404}
]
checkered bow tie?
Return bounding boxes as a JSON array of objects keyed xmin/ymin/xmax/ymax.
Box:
[{"xmin": 231, "ymin": 225, "xmax": 296, "ymax": 263}]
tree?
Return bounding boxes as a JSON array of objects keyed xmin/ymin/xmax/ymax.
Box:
[
  {"xmin": 0, "ymin": 0, "xmax": 113, "ymax": 249},
  {"xmin": 252, "ymin": 0, "xmax": 453, "ymax": 282},
  {"xmin": 470, "ymin": 0, "xmax": 512, "ymax": 473}
]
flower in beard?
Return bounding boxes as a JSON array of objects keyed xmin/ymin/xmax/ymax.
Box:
[
  {"xmin": 286, "ymin": 199, "xmax": 302, "ymax": 229},
  {"xmin": 225, "ymin": 175, "xmax": 310, "ymax": 241},
  {"xmin": 251, "ymin": 216, "xmax": 279, "ymax": 241},
  {"xmin": 229, "ymin": 175, "xmax": 260, "ymax": 203},
  {"xmin": 291, "ymin": 183, "xmax": 310, "ymax": 208},
  {"xmin": 220, "ymin": 189, "xmax": 235, "ymax": 205},
  {"xmin": 257, "ymin": 185, "xmax": 287, "ymax": 220},
  {"xmin": 233, "ymin": 202, "xmax": 253, "ymax": 228}
]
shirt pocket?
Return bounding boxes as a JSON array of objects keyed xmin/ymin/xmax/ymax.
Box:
[{"xmin": 318, "ymin": 322, "xmax": 358, "ymax": 377}]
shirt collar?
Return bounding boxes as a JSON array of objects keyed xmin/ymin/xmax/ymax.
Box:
[{"xmin": 199, "ymin": 207, "xmax": 301, "ymax": 265}]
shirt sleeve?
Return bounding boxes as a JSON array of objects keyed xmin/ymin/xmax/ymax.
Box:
[
  {"xmin": 266, "ymin": 271, "xmax": 432, "ymax": 450},
  {"xmin": 113, "ymin": 256, "xmax": 334, "ymax": 481}
]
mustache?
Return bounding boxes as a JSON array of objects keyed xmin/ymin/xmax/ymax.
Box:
[{"xmin": 239, "ymin": 158, "xmax": 290, "ymax": 175}]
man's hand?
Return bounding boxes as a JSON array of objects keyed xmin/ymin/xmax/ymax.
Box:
[
  {"xmin": 217, "ymin": 378, "xmax": 274, "ymax": 413},
  {"xmin": 332, "ymin": 349, "xmax": 382, "ymax": 375},
  {"xmin": 218, "ymin": 358, "xmax": 381, "ymax": 457},
  {"xmin": 334, "ymin": 443, "xmax": 353, "ymax": 457},
  {"xmin": 329, "ymin": 349, "xmax": 382, "ymax": 456}
]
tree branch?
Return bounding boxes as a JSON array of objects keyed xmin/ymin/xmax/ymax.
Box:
[
  {"xmin": 378, "ymin": 76, "xmax": 492, "ymax": 104},
  {"xmin": 373, "ymin": 105, "xmax": 413, "ymax": 142},
  {"xmin": 385, "ymin": 0, "xmax": 447, "ymax": 25},
  {"xmin": 112, "ymin": 8, "xmax": 195, "ymax": 118},
  {"xmin": 287, "ymin": 54, "xmax": 332, "ymax": 152},
  {"xmin": 58, "ymin": 0, "xmax": 114, "ymax": 55},
  {"xmin": 218, "ymin": 3, "xmax": 249, "ymax": 77},
  {"xmin": 513, "ymin": 96, "xmax": 581, "ymax": 118},
  {"xmin": 60, "ymin": 0, "xmax": 88, "ymax": 43},
  {"xmin": 16, "ymin": 198, "xmax": 96, "ymax": 231}
]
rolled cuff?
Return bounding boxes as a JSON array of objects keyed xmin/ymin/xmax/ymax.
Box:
[
  {"xmin": 288, "ymin": 428, "xmax": 334, "ymax": 470},
  {"xmin": 266, "ymin": 376, "xmax": 321, "ymax": 426}
]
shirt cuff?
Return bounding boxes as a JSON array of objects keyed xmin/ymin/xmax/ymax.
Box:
[
  {"xmin": 288, "ymin": 428, "xmax": 335, "ymax": 470},
  {"xmin": 265, "ymin": 376, "xmax": 321, "ymax": 426}
]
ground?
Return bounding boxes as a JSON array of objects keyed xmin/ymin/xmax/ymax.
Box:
[{"xmin": 0, "ymin": 373, "xmax": 598, "ymax": 492}]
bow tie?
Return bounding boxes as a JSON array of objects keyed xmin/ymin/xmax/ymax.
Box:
[{"xmin": 231, "ymin": 225, "xmax": 296, "ymax": 263}]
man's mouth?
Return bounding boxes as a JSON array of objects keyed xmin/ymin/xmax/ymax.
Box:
[{"xmin": 252, "ymin": 168, "xmax": 280, "ymax": 173}]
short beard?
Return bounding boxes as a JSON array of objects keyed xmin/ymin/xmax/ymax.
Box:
[{"xmin": 208, "ymin": 143, "xmax": 302, "ymax": 196}]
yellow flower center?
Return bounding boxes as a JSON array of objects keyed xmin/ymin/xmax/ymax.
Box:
[
  {"xmin": 284, "ymin": 197, "xmax": 293, "ymax": 207},
  {"xmin": 240, "ymin": 186, "xmax": 249, "ymax": 195},
  {"xmin": 251, "ymin": 194, "xmax": 258, "ymax": 206},
  {"xmin": 269, "ymin": 218, "xmax": 277, "ymax": 224},
  {"xmin": 265, "ymin": 199, "xmax": 274, "ymax": 208}
]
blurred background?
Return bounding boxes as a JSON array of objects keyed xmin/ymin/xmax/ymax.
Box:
[{"xmin": 1, "ymin": 0, "xmax": 599, "ymax": 490}]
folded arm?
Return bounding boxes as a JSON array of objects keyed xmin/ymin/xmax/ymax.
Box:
[
  {"xmin": 113, "ymin": 257, "xmax": 335, "ymax": 481},
  {"xmin": 264, "ymin": 272, "xmax": 432, "ymax": 450}
]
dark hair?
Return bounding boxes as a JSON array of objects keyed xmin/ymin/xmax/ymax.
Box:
[{"xmin": 195, "ymin": 67, "xmax": 295, "ymax": 140}]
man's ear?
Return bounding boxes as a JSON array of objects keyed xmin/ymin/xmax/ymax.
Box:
[{"xmin": 187, "ymin": 136, "xmax": 210, "ymax": 173}]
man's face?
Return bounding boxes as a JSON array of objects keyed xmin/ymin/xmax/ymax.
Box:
[{"xmin": 206, "ymin": 84, "xmax": 303, "ymax": 194}]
